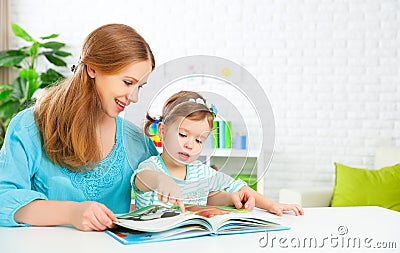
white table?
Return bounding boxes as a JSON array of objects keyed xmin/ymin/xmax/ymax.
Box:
[{"xmin": 1, "ymin": 206, "xmax": 399, "ymax": 253}]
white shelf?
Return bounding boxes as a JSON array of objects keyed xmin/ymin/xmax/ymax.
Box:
[{"xmin": 201, "ymin": 148, "xmax": 259, "ymax": 158}]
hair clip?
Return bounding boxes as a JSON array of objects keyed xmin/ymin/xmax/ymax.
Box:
[
  {"xmin": 71, "ymin": 57, "xmax": 82, "ymax": 73},
  {"xmin": 71, "ymin": 65, "xmax": 77, "ymax": 73},
  {"xmin": 188, "ymin": 98, "xmax": 206, "ymax": 105},
  {"xmin": 188, "ymin": 97, "xmax": 217, "ymax": 117},
  {"xmin": 153, "ymin": 117, "xmax": 161, "ymax": 124},
  {"xmin": 210, "ymin": 104, "xmax": 218, "ymax": 117}
]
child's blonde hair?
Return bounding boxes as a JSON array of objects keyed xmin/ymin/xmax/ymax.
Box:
[{"xmin": 144, "ymin": 91, "xmax": 214, "ymax": 136}]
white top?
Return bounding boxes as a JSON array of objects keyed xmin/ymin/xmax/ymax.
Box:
[{"xmin": 132, "ymin": 155, "xmax": 246, "ymax": 210}]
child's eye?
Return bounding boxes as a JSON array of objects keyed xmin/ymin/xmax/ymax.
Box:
[
  {"xmin": 196, "ymin": 139, "xmax": 203, "ymax": 144},
  {"xmin": 179, "ymin": 133, "xmax": 187, "ymax": 138}
]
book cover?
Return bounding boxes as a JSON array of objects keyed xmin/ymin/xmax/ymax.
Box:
[
  {"xmin": 224, "ymin": 121, "xmax": 231, "ymax": 148},
  {"xmin": 105, "ymin": 205, "xmax": 289, "ymax": 245},
  {"xmin": 212, "ymin": 121, "xmax": 219, "ymax": 148},
  {"xmin": 218, "ymin": 120, "xmax": 225, "ymax": 148}
]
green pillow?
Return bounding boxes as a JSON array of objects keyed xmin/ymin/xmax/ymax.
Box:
[{"xmin": 331, "ymin": 163, "xmax": 400, "ymax": 211}]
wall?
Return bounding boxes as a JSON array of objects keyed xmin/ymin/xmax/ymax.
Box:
[{"xmin": 7, "ymin": 0, "xmax": 400, "ymax": 200}]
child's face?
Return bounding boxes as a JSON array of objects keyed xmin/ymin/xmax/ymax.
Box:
[{"xmin": 161, "ymin": 117, "xmax": 211, "ymax": 165}]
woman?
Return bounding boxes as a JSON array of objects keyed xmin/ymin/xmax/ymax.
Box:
[{"xmin": 0, "ymin": 24, "xmax": 157, "ymax": 231}]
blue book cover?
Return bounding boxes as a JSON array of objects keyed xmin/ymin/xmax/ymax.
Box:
[
  {"xmin": 218, "ymin": 121, "xmax": 225, "ymax": 148},
  {"xmin": 105, "ymin": 205, "xmax": 289, "ymax": 245}
]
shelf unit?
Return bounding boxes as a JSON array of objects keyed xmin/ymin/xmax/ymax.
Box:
[
  {"xmin": 156, "ymin": 147, "xmax": 264, "ymax": 195},
  {"xmin": 202, "ymin": 148, "xmax": 264, "ymax": 195}
]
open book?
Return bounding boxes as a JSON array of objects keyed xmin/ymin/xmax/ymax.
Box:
[{"xmin": 105, "ymin": 205, "xmax": 289, "ymax": 245}]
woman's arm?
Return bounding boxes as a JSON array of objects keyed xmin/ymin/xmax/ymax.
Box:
[{"xmin": 14, "ymin": 200, "xmax": 118, "ymax": 231}]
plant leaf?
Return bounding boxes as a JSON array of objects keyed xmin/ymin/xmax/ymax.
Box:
[
  {"xmin": 44, "ymin": 54, "xmax": 67, "ymax": 67},
  {"xmin": 40, "ymin": 68, "xmax": 65, "ymax": 88},
  {"xmin": 41, "ymin": 41, "xmax": 65, "ymax": 50},
  {"xmin": 0, "ymin": 84, "xmax": 13, "ymax": 90},
  {"xmin": 30, "ymin": 42, "xmax": 39, "ymax": 59},
  {"xmin": 19, "ymin": 68, "xmax": 39, "ymax": 80},
  {"xmin": 11, "ymin": 77, "xmax": 26, "ymax": 101},
  {"xmin": 11, "ymin": 23, "xmax": 34, "ymax": 42},
  {"xmin": 0, "ymin": 89, "xmax": 13, "ymax": 101},
  {"xmin": 0, "ymin": 50, "xmax": 29, "ymax": 67},
  {"xmin": 54, "ymin": 50, "xmax": 72, "ymax": 57},
  {"xmin": 0, "ymin": 49, "xmax": 27, "ymax": 57},
  {"xmin": 0, "ymin": 55, "xmax": 25, "ymax": 66},
  {"xmin": 19, "ymin": 69, "xmax": 41, "ymax": 100},
  {"xmin": 0, "ymin": 100, "xmax": 20, "ymax": 118},
  {"xmin": 40, "ymin": 34, "xmax": 59, "ymax": 40}
]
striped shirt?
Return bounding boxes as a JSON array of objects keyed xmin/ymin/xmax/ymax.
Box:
[{"xmin": 132, "ymin": 155, "xmax": 247, "ymax": 210}]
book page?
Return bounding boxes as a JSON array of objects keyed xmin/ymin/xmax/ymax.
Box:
[
  {"xmin": 116, "ymin": 205, "xmax": 212, "ymax": 232},
  {"xmin": 115, "ymin": 205, "xmax": 283, "ymax": 233},
  {"xmin": 186, "ymin": 206, "xmax": 283, "ymax": 233}
]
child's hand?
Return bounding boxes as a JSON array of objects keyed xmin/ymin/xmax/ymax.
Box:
[
  {"xmin": 267, "ymin": 202, "xmax": 304, "ymax": 216},
  {"xmin": 71, "ymin": 201, "xmax": 118, "ymax": 231},
  {"xmin": 155, "ymin": 173, "xmax": 185, "ymax": 212},
  {"xmin": 231, "ymin": 189, "xmax": 256, "ymax": 210}
]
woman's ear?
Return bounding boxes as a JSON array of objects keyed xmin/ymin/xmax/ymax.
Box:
[{"xmin": 87, "ymin": 65, "xmax": 96, "ymax": 78}]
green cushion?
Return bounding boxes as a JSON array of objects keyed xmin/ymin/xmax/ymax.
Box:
[{"xmin": 331, "ymin": 163, "xmax": 400, "ymax": 211}]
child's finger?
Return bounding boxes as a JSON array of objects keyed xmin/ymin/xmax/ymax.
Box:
[
  {"xmin": 177, "ymin": 200, "xmax": 185, "ymax": 212},
  {"xmin": 243, "ymin": 193, "xmax": 255, "ymax": 210},
  {"xmin": 158, "ymin": 192, "xmax": 169, "ymax": 203},
  {"xmin": 231, "ymin": 192, "xmax": 244, "ymax": 209}
]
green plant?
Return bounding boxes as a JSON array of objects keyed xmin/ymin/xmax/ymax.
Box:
[{"xmin": 0, "ymin": 23, "xmax": 71, "ymax": 147}]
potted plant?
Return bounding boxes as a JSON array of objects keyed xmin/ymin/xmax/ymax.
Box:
[{"xmin": 0, "ymin": 23, "xmax": 71, "ymax": 147}]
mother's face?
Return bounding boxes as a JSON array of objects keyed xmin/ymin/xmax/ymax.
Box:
[{"xmin": 87, "ymin": 60, "xmax": 152, "ymax": 119}]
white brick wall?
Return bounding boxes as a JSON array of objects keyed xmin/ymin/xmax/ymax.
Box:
[{"xmin": 7, "ymin": 0, "xmax": 400, "ymax": 201}]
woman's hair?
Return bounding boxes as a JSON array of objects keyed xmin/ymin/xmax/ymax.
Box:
[
  {"xmin": 144, "ymin": 91, "xmax": 214, "ymax": 137},
  {"xmin": 34, "ymin": 24, "xmax": 155, "ymax": 171}
]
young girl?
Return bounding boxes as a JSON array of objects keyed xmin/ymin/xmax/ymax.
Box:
[{"xmin": 132, "ymin": 91, "xmax": 304, "ymax": 216}]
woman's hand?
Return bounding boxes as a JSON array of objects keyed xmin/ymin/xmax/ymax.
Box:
[
  {"xmin": 14, "ymin": 199, "xmax": 118, "ymax": 231},
  {"xmin": 70, "ymin": 201, "xmax": 118, "ymax": 231}
]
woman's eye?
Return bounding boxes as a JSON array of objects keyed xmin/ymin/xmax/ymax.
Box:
[{"xmin": 123, "ymin": 80, "xmax": 133, "ymax": 85}]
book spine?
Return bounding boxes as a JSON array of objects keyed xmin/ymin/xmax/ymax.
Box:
[
  {"xmin": 218, "ymin": 120, "xmax": 225, "ymax": 148},
  {"xmin": 224, "ymin": 121, "xmax": 231, "ymax": 148},
  {"xmin": 212, "ymin": 121, "xmax": 219, "ymax": 148}
]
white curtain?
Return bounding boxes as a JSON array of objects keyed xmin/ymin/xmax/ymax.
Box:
[{"xmin": 0, "ymin": 0, "xmax": 11, "ymax": 84}]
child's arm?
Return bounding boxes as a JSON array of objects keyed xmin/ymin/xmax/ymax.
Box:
[
  {"xmin": 207, "ymin": 190, "xmax": 255, "ymax": 210},
  {"xmin": 134, "ymin": 170, "xmax": 185, "ymax": 212},
  {"xmin": 239, "ymin": 186, "xmax": 304, "ymax": 216}
]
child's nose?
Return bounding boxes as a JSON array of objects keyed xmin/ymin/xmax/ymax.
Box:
[{"xmin": 184, "ymin": 138, "xmax": 194, "ymax": 149}]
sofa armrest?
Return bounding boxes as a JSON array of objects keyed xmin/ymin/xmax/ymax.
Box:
[
  {"xmin": 279, "ymin": 187, "xmax": 334, "ymax": 207},
  {"xmin": 374, "ymin": 146, "xmax": 400, "ymax": 169}
]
